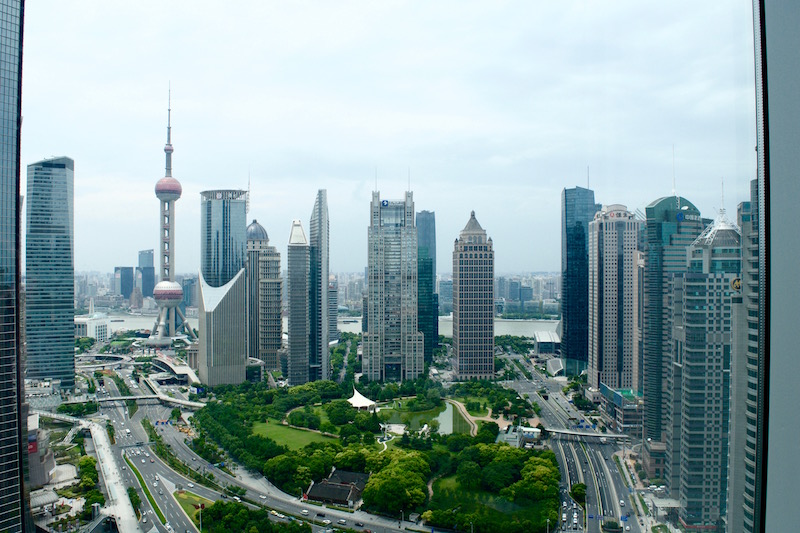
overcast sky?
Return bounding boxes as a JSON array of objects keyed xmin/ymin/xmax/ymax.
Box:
[{"xmin": 21, "ymin": 1, "xmax": 757, "ymax": 275}]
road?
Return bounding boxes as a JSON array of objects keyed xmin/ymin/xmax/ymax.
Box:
[
  {"xmin": 501, "ymin": 354, "xmax": 643, "ymax": 533},
  {"xmin": 101, "ymin": 366, "xmax": 413, "ymax": 533}
]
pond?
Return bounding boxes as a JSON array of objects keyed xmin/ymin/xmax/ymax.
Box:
[{"xmin": 379, "ymin": 401, "xmax": 471, "ymax": 435}]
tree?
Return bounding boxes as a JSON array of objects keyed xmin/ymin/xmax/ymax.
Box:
[
  {"xmin": 456, "ymin": 460, "xmax": 481, "ymax": 490},
  {"xmin": 171, "ymin": 407, "xmax": 182, "ymax": 421},
  {"xmin": 570, "ymin": 482, "xmax": 587, "ymax": 504}
]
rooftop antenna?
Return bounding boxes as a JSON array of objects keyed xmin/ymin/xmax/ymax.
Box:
[
  {"xmin": 374, "ymin": 167, "xmax": 378, "ymax": 192},
  {"xmin": 247, "ymin": 170, "xmax": 251, "ymax": 214},
  {"xmin": 408, "ymin": 166, "xmax": 411, "ymax": 191},
  {"xmin": 587, "ymin": 165, "xmax": 589, "ymax": 189},
  {"xmin": 720, "ymin": 176, "xmax": 726, "ymax": 218},
  {"xmin": 672, "ymin": 144, "xmax": 676, "ymax": 197}
]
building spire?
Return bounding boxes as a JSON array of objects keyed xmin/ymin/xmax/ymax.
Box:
[{"xmin": 164, "ymin": 85, "xmax": 174, "ymax": 177}]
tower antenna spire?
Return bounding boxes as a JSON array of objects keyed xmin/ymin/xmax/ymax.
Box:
[
  {"xmin": 672, "ymin": 144, "xmax": 676, "ymax": 197},
  {"xmin": 247, "ymin": 170, "xmax": 251, "ymax": 214},
  {"xmin": 164, "ymin": 84, "xmax": 173, "ymax": 178},
  {"xmin": 408, "ymin": 166, "xmax": 411, "ymax": 191},
  {"xmin": 587, "ymin": 165, "xmax": 589, "ymax": 189}
]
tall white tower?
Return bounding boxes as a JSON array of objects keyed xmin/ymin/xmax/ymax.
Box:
[{"xmin": 148, "ymin": 94, "xmax": 196, "ymax": 346}]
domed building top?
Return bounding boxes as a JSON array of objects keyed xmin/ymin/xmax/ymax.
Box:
[
  {"xmin": 247, "ymin": 219, "xmax": 269, "ymax": 242},
  {"xmin": 155, "ymin": 176, "xmax": 182, "ymax": 199}
]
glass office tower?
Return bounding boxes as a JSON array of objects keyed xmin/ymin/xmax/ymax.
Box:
[
  {"xmin": 0, "ymin": 1, "xmax": 32, "ymax": 530},
  {"xmin": 561, "ymin": 186, "xmax": 600, "ymax": 376},
  {"xmin": 25, "ymin": 157, "xmax": 75, "ymax": 389}
]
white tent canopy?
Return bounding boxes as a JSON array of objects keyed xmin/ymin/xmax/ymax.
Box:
[{"xmin": 347, "ymin": 387, "xmax": 376, "ymax": 411}]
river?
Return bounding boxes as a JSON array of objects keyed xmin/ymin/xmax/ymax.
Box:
[{"xmin": 106, "ymin": 313, "xmax": 557, "ymax": 340}]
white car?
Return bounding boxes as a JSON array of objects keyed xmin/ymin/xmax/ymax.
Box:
[{"xmin": 187, "ymin": 483, "xmax": 194, "ymax": 488}]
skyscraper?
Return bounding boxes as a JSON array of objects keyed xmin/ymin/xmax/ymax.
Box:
[
  {"xmin": 417, "ymin": 210, "xmax": 438, "ymax": 362},
  {"xmin": 198, "ymin": 189, "xmax": 248, "ymax": 386},
  {"xmin": 113, "ymin": 266, "xmax": 134, "ymax": 299},
  {"xmin": 561, "ymin": 187, "xmax": 600, "ymax": 376},
  {"xmin": 0, "ymin": 1, "xmax": 33, "ymax": 530},
  {"xmin": 287, "ymin": 220, "xmax": 310, "ymax": 386},
  {"xmin": 308, "ymin": 190, "xmax": 329, "ymax": 381},
  {"xmin": 727, "ymin": 180, "xmax": 758, "ymax": 533},
  {"xmin": 25, "ymin": 157, "xmax": 74, "ymax": 389},
  {"xmin": 587, "ymin": 204, "xmax": 641, "ymax": 390},
  {"xmin": 453, "ymin": 211, "xmax": 494, "ymax": 380},
  {"xmin": 362, "ymin": 191, "xmax": 424, "ymax": 381},
  {"xmin": 664, "ymin": 212, "xmax": 740, "ymax": 528},
  {"xmin": 137, "ymin": 249, "xmax": 155, "ymax": 298},
  {"xmin": 149, "ymin": 100, "xmax": 195, "ymax": 346},
  {"xmin": 641, "ymin": 196, "xmax": 704, "ymax": 446},
  {"xmin": 246, "ymin": 220, "xmax": 282, "ymax": 370}
]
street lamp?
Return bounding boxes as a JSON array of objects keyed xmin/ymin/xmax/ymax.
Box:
[{"xmin": 546, "ymin": 517, "xmax": 550, "ymax": 533}]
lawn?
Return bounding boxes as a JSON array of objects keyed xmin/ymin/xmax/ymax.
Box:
[
  {"xmin": 174, "ymin": 490, "xmax": 214, "ymax": 528},
  {"xmin": 453, "ymin": 396, "xmax": 490, "ymax": 417},
  {"xmin": 252, "ymin": 421, "xmax": 336, "ymax": 450},
  {"xmin": 431, "ymin": 475, "xmax": 553, "ymax": 526}
]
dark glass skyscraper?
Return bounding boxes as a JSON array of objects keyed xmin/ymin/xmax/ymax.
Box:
[
  {"xmin": 416, "ymin": 210, "xmax": 437, "ymax": 362},
  {"xmin": 137, "ymin": 249, "xmax": 155, "ymax": 298},
  {"xmin": 25, "ymin": 157, "xmax": 74, "ymax": 388},
  {"xmin": 561, "ymin": 186, "xmax": 600, "ymax": 376},
  {"xmin": 0, "ymin": 1, "xmax": 32, "ymax": 530}
]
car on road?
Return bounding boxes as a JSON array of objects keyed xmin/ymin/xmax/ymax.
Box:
[
  {"xmin": 301, "ymin": 509, "xmax": 309, "ymax": 516},
  {"xmin": 355, "ymin": 522, "xmax": 364, "ymax": 527},
  {"xmin": 259, "ymin": 494, "xmax": 266, "ymax": 499},
  {"xmin": 316, "ymin": 513, "xmax": 325, "ymax": 518},
  {"xmin": 322, "ymin": 519, "xmax": 331, "ymax": 525},
  {"xmin": 141, "ymin": 459, "xmax": 145, "ymax": 463},
  {"xmin": 187, "ymin": 483, "xmax": 194, "ymax": 488},
  {"xmin": 150, "ymin": 458, "xmax": 154, "ymax": 463},
  {"xmin": 338, "ymin": 519, "xmax": 347, "ymax": 525}
]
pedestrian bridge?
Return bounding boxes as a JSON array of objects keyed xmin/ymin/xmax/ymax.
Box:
[
  {"xmin": 545, "ymin": 427, "xmax": 628, "ymax": 440},
  {"xmin": 67, "ymin": 394, "xmax": 204, "ymax": 410}
]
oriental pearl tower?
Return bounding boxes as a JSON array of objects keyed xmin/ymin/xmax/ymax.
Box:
[{"xmin": 148, "ymin": 96, "xmax": 196, "ymax": 346}]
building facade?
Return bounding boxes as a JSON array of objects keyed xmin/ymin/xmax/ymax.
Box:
[
  {"xmin": 561, "ymin": 187, "xmax": 600, "ymax": 376},
  {"xmin": 308, "ymin": 190, "xmax": 329, "ymax": 381},
  {"xmin": 362, "ymin": 192, "xmax": 424, "ymax": 381},
  {"xmin": 641, "ymin": 196, "xmax": 705, "ymax": 449},
  {"xmin": 328, "ymin": 278, "xmax": 339, "ymax": 343},
  {"xmin": 416, "ymin": 210, "xmax": 438, "ymax": 362},
  {"xmin": 198, "ymin": 189, "xmax": 248, "ymax": 386},
  {"xmin": 727, "ymin": 180, "xmax": 759, "ymax": 533},
  {"xmin": 664, "ymin": 213, "xmax": 740, "ymax": 529},
  {"xmin": 587, "ymin": 204, "xmax": 641, "ymax": 390},
  {"xmin": 453, "ymin": 211, "xmax": 494, "ymax": 380},
  {"xmin": 246, "ymin": 220, "xmax": 282, "ymax": 370},
  {"xmin": 0, "ymin": 1, "xmax": 33, "ymax": 529},
  {"xmin": 137, "ymin": 249, "xmax": 155, "ymax": 298},
  {"xmin": 25, "ymin": 157, "xmax": 74, "ymax": 389},
  {"xmin": 113, "ymin": 266, "xmax": 133, "ymax": 300},
  {"xmin": 287, "ymin": 220, "xmax": 310, "ymax": 386}
]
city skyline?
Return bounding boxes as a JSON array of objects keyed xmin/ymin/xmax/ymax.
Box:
[{"xmin": 19, "ymin": 2, "xmax": 757, "ymax": 274}]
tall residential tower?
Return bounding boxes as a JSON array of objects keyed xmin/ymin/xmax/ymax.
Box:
[
  {"xmin": 588, "ymin": 204, "xmax": 642, "ymax": 390},
  {"xmin": 246, "ymin": 220, "xmax": 282, "ymax": 370}
]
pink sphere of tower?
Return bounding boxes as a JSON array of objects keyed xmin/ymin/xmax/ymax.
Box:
[
  {"xmin": 155, "ymin": 176, "xmax": 182, "ymax": 201},
  {"xmin": 153, "ymin": 280, "xmax": 183, "ymax": 308}
]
